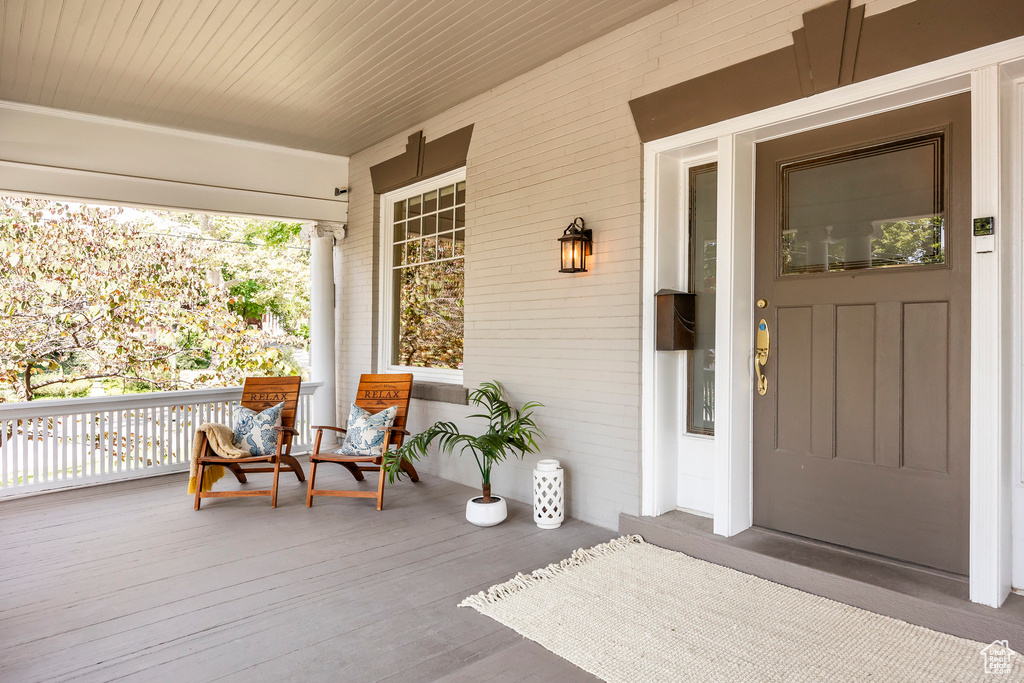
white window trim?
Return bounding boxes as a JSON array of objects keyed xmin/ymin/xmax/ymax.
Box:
[{"xmin": 378, "ymin": 167, "xmax": 466, "ymax": 384}]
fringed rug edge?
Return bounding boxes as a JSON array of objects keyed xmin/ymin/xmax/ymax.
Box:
[{"xmin": 459, "ymin": 534, "xmax": 645, "ymax": 610}]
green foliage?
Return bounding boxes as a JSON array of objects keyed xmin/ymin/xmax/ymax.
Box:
[
  {"xmin": 872, "ymin": 216, "xmax": 944, "ymax": 265},
  {"xmin": 226, "ymin": 277, "xmax": 270, "ymax": 320},
  {"xmin": 30, "ymin": 377, "xmax": 91, "ymax": 399},
  {"xmin": 388, "ymin": 381, "xmax": 543, "ymax": 496},
  {"xmin": 243, "ymin": 220, "xmax": 302, "ymax": 246},
  {"xmin": 102, "ymin": 377, "xmax": 159, "ymax": 395},
  {"xmin": 207, "ymin": 216, "xmax": 309, "ymax": 336},
  {"xmin": 0, "ymin": 197, "xmax": 308, "ymax": 401}
]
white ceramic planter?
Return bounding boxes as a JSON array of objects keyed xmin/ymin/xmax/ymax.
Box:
[{"xmin": 466, "ymin": 495, "xmax": 507, "ymax": 527}]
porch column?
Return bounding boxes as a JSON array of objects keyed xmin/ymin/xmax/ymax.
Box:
[{"xmin": 308, "ymin": 222, "xmax": 343, "ymax": 444}]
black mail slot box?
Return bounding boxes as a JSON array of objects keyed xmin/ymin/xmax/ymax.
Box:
[{"xmin": 655, "ymin": 290, "xmax": 696, "ymax": 351}]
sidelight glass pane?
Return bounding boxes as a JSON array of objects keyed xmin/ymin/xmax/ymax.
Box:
[
  {"xmin": 780, "ymin": 133, "xmax": 945, "ymax": 275},
  {"xmin": 688, "ymin": 163, "xmax": 717, "ymax": 436}
]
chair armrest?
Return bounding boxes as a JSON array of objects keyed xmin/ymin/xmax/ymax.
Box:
[
  {"xmin": 388, "ymin": 427, "xmax": 410, "ymax": 436},
  {"xmin": 273, "ymin": 426, "xmax": 299, "ymax": 435},
  {"xmin": 312, "ymin": 424, "xmax": 348, "ymax": 434}
]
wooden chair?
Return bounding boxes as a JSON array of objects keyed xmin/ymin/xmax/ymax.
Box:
[
  {"xmin": 193, "ymin": 376, "xmax": 305, "ymax": 509},
  {"xmin": 307, "ymin": 373, "xmax": 418, "ymax": 510}
]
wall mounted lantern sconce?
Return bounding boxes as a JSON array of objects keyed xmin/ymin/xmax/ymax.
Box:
[{"xmin": 558, "ymin": 217, "xmax": 593, "ymax": 273}]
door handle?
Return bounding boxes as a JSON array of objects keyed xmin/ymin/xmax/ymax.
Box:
[{"xmin": 755, "ymin": 318, "xmax": 770, "ymax": 396}]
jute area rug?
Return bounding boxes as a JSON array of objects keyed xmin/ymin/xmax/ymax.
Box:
[{"xmin": 460, "ymin": 536, "xmax": 1021, "ymax": 682}]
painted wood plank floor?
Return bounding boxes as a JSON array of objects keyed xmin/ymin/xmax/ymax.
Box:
[{"xmin": 0, "ymin": 463, "xmax": 610, "ymax": 682}]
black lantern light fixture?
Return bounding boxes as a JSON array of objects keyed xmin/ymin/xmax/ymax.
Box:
[{"xmin": 558, "ymin": 217, "xmax": 593, "ymax": 273}]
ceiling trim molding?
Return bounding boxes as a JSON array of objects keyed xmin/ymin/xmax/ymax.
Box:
[
  {"xmin": 0, "ymin": 99, "xmax": 350, "ymax": 163},
  {"xmin": 628, "ymin": 0, "xmax": 1024, "ymax": 143},
  {"xmin": 0, "ymin": 101, "xmax": 348, "ymax": 221},
  {"xmin": 370, "ymin": 125, "xmax": 474, "ymax": 194}
]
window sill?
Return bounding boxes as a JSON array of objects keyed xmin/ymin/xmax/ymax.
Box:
[{"xmin": 412, "ymin": 381, "xmax": 469, "ymax": 405}]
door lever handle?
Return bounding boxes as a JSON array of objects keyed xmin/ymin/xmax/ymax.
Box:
[{"xmin": 755, "ymin": 318, "xmax": 770, "ymax": 396}]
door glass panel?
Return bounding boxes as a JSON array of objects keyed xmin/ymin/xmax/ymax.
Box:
[
  {"xmin": 688, "ymin": 163, "xmax": 717, "ymax": 436},
  {"xmin": 780, "ymin": 133, "xmax": 944, "ymax": 275}
]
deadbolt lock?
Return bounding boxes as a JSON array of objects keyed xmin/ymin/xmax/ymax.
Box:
[
  {"xmin": 755, "ymin": 318, "xmax": 770, "ymax": 396},
  {"xmin": 756, "ymin": 299, "xmax": 768, "ymax": 309}
]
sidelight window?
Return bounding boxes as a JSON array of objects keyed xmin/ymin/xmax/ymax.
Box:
[{"xmin": 687, "ymin": 163, "xmax": 717, "ymax": 436}]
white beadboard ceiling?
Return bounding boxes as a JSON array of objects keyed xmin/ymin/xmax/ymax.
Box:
[{"xmin": 0, "ymin": 0, "xmax": 677, "ymax": 156}]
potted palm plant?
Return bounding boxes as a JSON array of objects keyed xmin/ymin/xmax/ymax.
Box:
[{"xmin": 385, "ymin": 381, "xmax": 543, "ymax": 526}]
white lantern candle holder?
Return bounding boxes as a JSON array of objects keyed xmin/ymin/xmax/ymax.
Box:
[{"xmin": 533, "ymin": 459, "xmax": 564, "ymax": 529}]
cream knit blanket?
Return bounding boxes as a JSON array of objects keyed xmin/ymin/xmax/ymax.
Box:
[{"xmin": 187, "ymin": 423, "xmax": 250, "ymax": 494}]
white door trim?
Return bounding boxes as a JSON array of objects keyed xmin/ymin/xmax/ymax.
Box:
[{"xmin": 641, "ymin": 37, "xmax": 1024, "ymax": 607}]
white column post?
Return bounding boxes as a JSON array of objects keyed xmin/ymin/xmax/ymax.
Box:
[
  {"xmin": 309, "ymin": 222, "xmax": 342, "ymax": 444},
  {"xmin": 713, "ymin": 132, "xmax": 755, "ymax": 537},
  {"xmin": 969, "ymin": 66, "xmax": 1011, "ymax": 607}
]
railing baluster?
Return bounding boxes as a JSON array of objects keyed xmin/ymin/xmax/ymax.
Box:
[
  {"xmin": 27, "ymin": 417, "xmax": 36, "ymax": 486},
  {"xmin": 54, "ymin": 414, "xmax": 62, "ymax": 480},
  {"xmin": 174, "ymin": 405, "xmax": 182, "ymax": 465},
  {"xmin": 146, "ymin": 406, "xmax": 154, "ymax": 467},
  {"xmin": 114, "ymin": 409, "xmax": 121, "ymax": 473},
  {"xmin": 96, "ymin": 412, "xmax": 103, "ymax": 476},
  {"xmin": 1, "ymin": 419, "xmax": 8, "ymax": 489},
  {"xmin": 45, "ymin": 417, "xmax": 52, "ymax": 482},
  {"xmin": 160, "ymin": 404, "xmax": 168, "ymax": 465},
  {"xmin": 86, "ymin": 412, "xmax": 93, "ymax": 478},
  {"xmin": 102, "ymin": 411, "xmax": 110, "ymax": 476},
  {"xmin": 169, "ymin": 405, "xmax": 176, "ymax": 464},
  {"xmin": 13, "ymin": 419, "xmax": 21, "ymax": 487},
  {"xmin": 71, "ymin": 413, "xmax": 78, "ymax": 480}
]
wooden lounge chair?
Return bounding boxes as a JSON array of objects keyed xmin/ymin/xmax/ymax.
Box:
[
  {"xmin": 193, "ymin": 376, "xmax": 305, "ymax": 509},
  {"xmin": 306, "ymin": 373, "xmax": 418, "ymax": 510}
]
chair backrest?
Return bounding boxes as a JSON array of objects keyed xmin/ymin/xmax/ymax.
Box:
[
  {"xmin": 354, "ymin": 373, "xmax": 413, "ymax": 447},
  {"xmin": 240, "ymin": 376, "xmax": 301, "ymax": 429}
]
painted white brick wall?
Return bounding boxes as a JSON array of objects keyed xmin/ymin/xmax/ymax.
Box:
[{"xmin": 336, "ymin": 0, "xmax": 910, "ymax": 530}]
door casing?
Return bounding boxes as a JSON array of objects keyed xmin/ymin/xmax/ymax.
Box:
[{"xmin": 640, "ymin": 38, "xmax": 1024, "ymax": 608}]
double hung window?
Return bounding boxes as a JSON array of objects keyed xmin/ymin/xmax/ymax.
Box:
[{"xmin": 379, "ymin": 169, "xmax": 466, "ymax": 382}]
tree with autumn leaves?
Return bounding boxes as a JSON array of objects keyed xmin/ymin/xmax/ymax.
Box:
[{"xmin": 0, "ymin": 197, "xmax": 305, "ymax": 401}]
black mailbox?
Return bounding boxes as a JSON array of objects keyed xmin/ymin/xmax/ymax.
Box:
[{"xmin": 655, "ymin": 290, "xmax": 696, "ymax": 351}]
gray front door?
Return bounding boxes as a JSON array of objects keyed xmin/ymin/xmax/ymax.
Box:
[{"xmin": 752, "ymin": 94, "xmax": 971, "ymax": 574}]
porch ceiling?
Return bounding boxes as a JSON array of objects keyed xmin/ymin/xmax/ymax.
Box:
[{"xmin": 0, "ymin": 0, "xmax": 676, "ymax": 156}]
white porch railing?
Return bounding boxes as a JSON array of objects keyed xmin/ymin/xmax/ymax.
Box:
[{"xmin": 0, "ymin": 382, "xmax": 321, "ymax": 498}]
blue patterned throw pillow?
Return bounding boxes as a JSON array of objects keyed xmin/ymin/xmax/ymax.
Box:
[
  {"xmin": 340, "ymin": 404, "xmax": 398, "ymax": 457},
  {"xmin": 232, "ymin": 402, "xmax": 284, "ymax": 456}
]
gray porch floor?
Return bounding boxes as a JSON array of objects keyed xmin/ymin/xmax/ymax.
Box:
[{"xmin": 0, "ymin": 462, "xmax": 610, "ymax": 682}]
